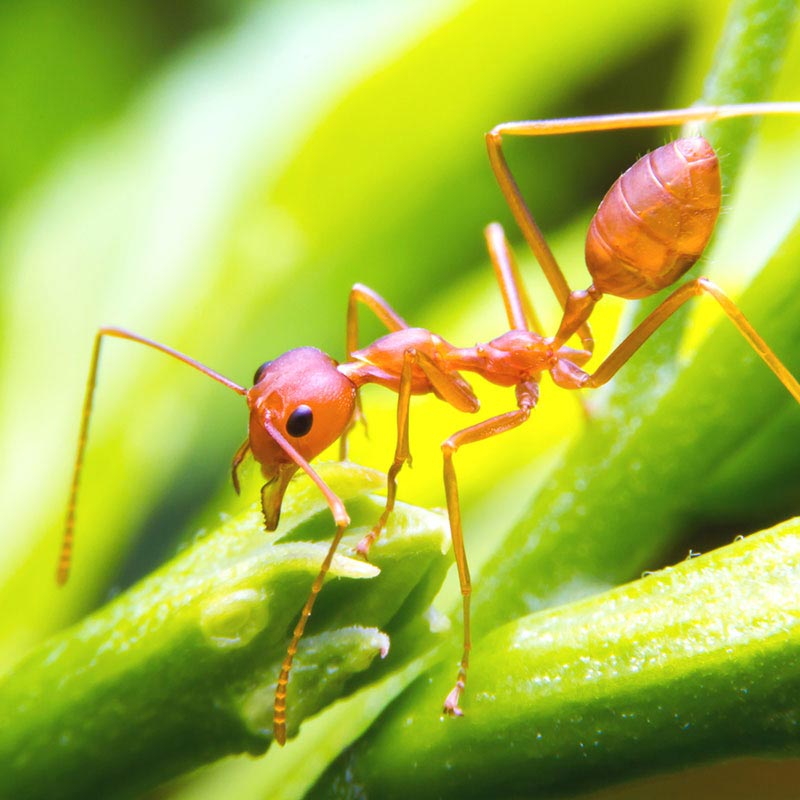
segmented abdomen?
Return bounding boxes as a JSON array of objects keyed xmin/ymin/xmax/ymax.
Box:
[{"xmin": 584, "ymin": 137, "xmax": 721, "ymax": 299}]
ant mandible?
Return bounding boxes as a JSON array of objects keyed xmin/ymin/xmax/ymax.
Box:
[{"xmin": 57, "ymin": 102, "xmax": 800, "ymax": 746}]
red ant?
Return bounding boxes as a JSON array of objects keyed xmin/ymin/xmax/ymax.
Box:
[{"xmin": 58, "ymin": 103, "xmax": 800, "ymax": 746}]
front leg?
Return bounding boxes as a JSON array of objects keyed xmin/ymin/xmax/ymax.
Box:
[
  {"xmin": 340, "ymin": 283, "xmax": 410, "ymax": 460},
  {"xmin": 261, "ymin": 417, "xmax": 352, "ymax": 747}
]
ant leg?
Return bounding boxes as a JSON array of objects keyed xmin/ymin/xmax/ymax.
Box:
[
  {"xmin": 58, "ymin": 326, "xmax": 245, "ymax": 585},
  {"xmin": 486, "ymin": 102, "xmax": 800, "ymax": 353},
  {"xmin": 582, "ymin": 277, "xmax": 800, "ymax": 403},
  {"xmin": 263, "ymin": 418, "xmax": 351, "ymax": 747},
  {"xmin": 274, "ymin": 521, "xmax": 350, "ymax": 747},
  {"xmin": 340, "ymin": 283, "xmax": 410, "ymax": 460},
  {"xmin": 355, "ymin": 348, "xmax": 415, "ymax": 557},
  {"xmin": 550, "ymin": 287, "xmax": 602, "ymax": 353},
  {"xmin": 484, "ymin": 222, "xmax": 543, "ymax": 334},
  {"xmin": 346, "ymin": 283, "xmax": 409, "ymax": 356},
  {"xmin": 230, "ymin": 437, "xmax": 250, "ymax": 495},
  {"xmin": 485, "ymin": 217, "xmax": 598, "ymax": 411},
  {"xmin": 441, "ymin": 381, "xmax": 538, "ymax": 716},
  {"xmin": 357, "ymin": 350, "xmax": 479, "ymax": 558}
]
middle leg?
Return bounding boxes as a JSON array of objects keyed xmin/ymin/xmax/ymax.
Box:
[
  {"xmin": 355, "ymin": 347, "xmax": 416, "ymax": 557},
  {"xmin": 441, "ymin": 380, "xmax": 538, "ymax": 716},
  {"xmin": 357, "ymin": 348, "xmax": 480, "ymax": 557}
]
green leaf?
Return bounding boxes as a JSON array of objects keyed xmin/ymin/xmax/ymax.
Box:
[
  {"xmin": 321, "ymin": 517, "xmax": 800, "ymax": 799},
  {"xmin": 0, "ymin": 465, "xmax": 449, "ymax": 799}
]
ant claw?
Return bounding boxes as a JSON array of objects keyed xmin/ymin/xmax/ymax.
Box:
[
  {"xmin": 443, "ymin": 686, "xmax": 464, "ymax": 717},
  {"xmin": 356, "ymin": 532, "xmax": 376, "ymax": 558}
]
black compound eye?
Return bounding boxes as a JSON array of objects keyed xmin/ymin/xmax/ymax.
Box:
[
  {"xmin": 253, "ymin": 361, "xmax": 273, "ymax": 385},
  {"xmin": 286, "ymin": 405, "xmax": 314, "ymax": 438}
]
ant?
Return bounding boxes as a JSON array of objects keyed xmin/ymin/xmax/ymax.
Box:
[{"xmin": 57, "ymin": 103, "xmax": 800, "ymax": 746}]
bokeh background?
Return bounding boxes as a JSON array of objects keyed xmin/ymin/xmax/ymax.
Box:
[{"xmin": 2, "ymin": 0, "xmax": 800, "ymax": 797}]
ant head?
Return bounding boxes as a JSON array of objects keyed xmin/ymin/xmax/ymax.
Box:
[{"xmin": 246, "ymin": 347, "xmax": 356, "ymax": 523}]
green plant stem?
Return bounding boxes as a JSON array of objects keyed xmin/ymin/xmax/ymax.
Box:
[
  {"xmin": 318, "ymin": 517, "xmax": 800, "ymax": 799},
  {"xmin": 0, "ymin": 465, "xmax": 449, "ymax": 800}
]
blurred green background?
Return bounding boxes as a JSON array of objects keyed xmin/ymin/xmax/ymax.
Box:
[{"xmin": 2, "ymin": 0, "xmax": 800, "ymax": 797}]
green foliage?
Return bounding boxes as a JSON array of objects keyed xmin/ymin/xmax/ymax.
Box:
[
  {"xmin": 1, "ymin": 0, "xmax": 800, "ymax": 798},
  {"xmin": 326, "ymin": 517, "xmax": 800, "ymax": 799},
  {"xmin": 0, "ymin": 465, "xmax": 449, "ymax": 798}
]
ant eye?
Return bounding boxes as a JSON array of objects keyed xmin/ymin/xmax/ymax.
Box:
[
  {"xmin": 253, "ymin": 361, "xmax": 273, "ymax": 385},
  {"xmin": 286, "ymin": 405, "xmax": 314, "ymax": 438}
]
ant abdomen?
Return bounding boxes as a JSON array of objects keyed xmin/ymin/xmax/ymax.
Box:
[{"xmin": 585, "ymin": 137, "xmax": 721, "ymax": 299}]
